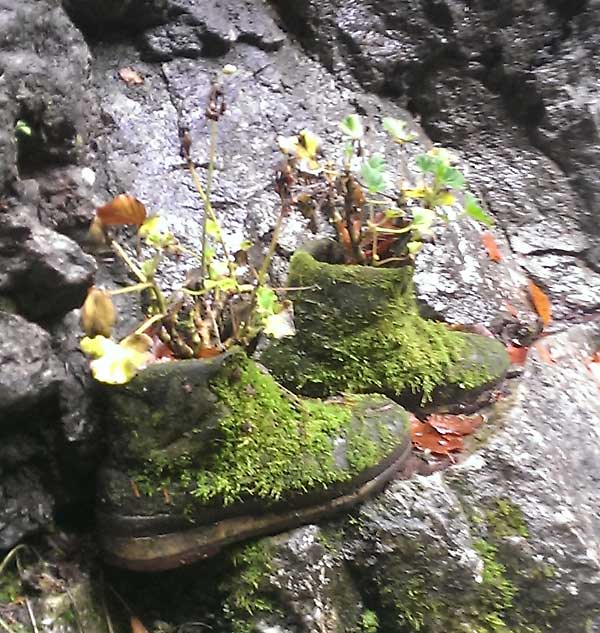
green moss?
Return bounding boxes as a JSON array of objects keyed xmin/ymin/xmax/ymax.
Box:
[
  {"xmin": 221, "ymin": 541, "xmax": 277, "ymax": 633},
  {"xmin": 485, "ymin": 499, "xmax": 529, "ymax": 540},
  {"xmin": 263, "ymin": 251, "xmax": 508, "ymax": 404},
  {"xmin": 360, "ymin": 608, "xmax": 379, "ymax": 633},
  {"xmin": 138, "ymin": 352, "xmax": 406, "ymax": 506},
  {"xmin": 0, "ymin": 568, "xmax": 21, "ymax": 603}
]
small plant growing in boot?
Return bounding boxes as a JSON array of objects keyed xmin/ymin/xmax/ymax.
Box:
[
  {"xmin": 276, "ymin": 113, "xmax": 493, "ymax": 267},
  {"xmin": 80, "ymin": 65, "xmax": 294, "ymax": 384}
]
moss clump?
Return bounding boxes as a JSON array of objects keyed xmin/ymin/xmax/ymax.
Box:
[
  {"xmin": 221, "ymin": 541, "xmax": 277, "ymax": 633},
  {"xmin": 485, "ymin": 499, "xmax": 530, "ymax": 540},
  {"xmin": 136, "ymin": 351, "xmax": 407, "ymax": 506},
  {"xmin": 263, "ymin": 251, "xmax": 508, "ymax": 404},
  {"xmin": 360, "ymin": 609, "xmax": 379, "ymax": 633}
]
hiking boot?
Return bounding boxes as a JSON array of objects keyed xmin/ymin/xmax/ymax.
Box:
[
  {"xmin": 262, "ymin": 240, "xmax": 509, "ymax": 405},
  {"xmin": 96, "ymin": 349, "xmax": 411, "ymax": 571}
]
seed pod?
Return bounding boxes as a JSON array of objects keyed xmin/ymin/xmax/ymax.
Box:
[{"xmin": 80, "ymin": 287, "xmax": 117, "ymax": 337}]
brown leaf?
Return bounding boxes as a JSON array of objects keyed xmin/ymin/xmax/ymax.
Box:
[
  {"xmin": 426, "ymin": 413, "xmax": 484, "ymax": 436},
  {"xmin": 96, "ymin": 194, "xmax": 147, "ymax": 226},
  {"xmin": 411, "ymin": 417, "xmax": 464, "ymax": 455},
  {"xmin": 506, "ymin": 344, "xmax": 529, "ymax": 365},
  {"xmin": 533, "ymin": 342, "xmax": 554, "ymax": 364},
  {"xmin": 527, "ymin": 281, "xmax": 552, "ymax": 328},
  {"xmin": 130, "ymin": 616, "xmax": 149, "ymax": 633},
  {"xmin": 130, "ymin": 480, "xmax": 141, "ymax": 498},
  {"xmin": 80, "ymin": 287, "xmax": 116, "ymax": 337},
  {"xmin": 119, "ymin": 67, "xmax": 144, "ymax": 86},
  {"xmin": 87, "ymin": 216, "xmax": 107, "ymax": 246},
  {"xmin": 481, "ymin": 231, "xmax": 502, "ymax": 262}
]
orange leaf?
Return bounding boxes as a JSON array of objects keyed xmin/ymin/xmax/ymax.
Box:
[
  {"xmin": 527, "ymin": 281, "xmax": 552, "ymax": 328},
  {"xmin": 130, "ymin": 616, "xmax": 149, "ymax": 633},
  {"xmin": 533, "ymin": 342, "xmax": 554, "ymax": 364},
  {"xmin": 119, "ymin": 67, "xmax": 144, "ymax": 86},
  {"xmin": 481, "ymin": 231, "xmax": 502, "ymax": 262},
  {"xmin": 411, "ymin": 417, "xmax": 464, "ymax": 455},
  {"xmin": 506, "ymin": 344, "xmax": 529, "ymax": 365},
  {"xmin": 426, "ymin": 413, "xmax": 484, "ymax": 436},
  {"xmin": 198, "ymin": 346, "xmax": 223, "ymax": 359},
  {"xmin": 96, "ymin": 194, "xmax": 147, "ymax": 226}
]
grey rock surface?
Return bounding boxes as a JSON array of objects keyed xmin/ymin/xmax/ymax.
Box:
[
  {"xmin": 0, "ymin": 312, "xmax": 63, "ymax": 419},
  {"xmin": 0, "ymin": 205, "xmax": 96, "ymax": 320}
]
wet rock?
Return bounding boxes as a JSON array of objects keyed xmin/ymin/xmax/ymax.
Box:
[
  {"xmin": 141, "ymin": 0, "xmax": 285, "ymax": 61},
  {"xmin": 0, "ymin": 205, "xmax": 96, "ymax": 320},
  {"xmin": 0, "ymin": 312, "xmax": 63, "ymax": 420},
  {"xmin": 0, "ymin": 467, "xmax": 54, "ymax": 550},
  {"xmin": 0, "ymin": 0, "xmax": 92, "ymax": 179},
  {"xmin": 225, "ymin": 526, "xmax": 367, "ymax": 633},
  {"xmin": 63, "ymin": 0, "xmax": 170, "ymax": 33}
]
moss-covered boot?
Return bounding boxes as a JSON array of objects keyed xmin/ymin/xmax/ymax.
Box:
[
  {"xmin": 96, "ymin": 349, "xmax": 411, "ymax": 571},
  {"xmin": 262, "ymin": 242, "xmax": 509, "ymax": 405}
]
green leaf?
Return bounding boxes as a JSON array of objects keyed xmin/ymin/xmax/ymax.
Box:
[
  {"xmin": 139, "ymin": 215, "xmax": 174, "ymax": 248},
  {"xmin": 340, "ymin": 114, "xmax": 364, "ymax": 140},
  {"xmin": 407, "ymin": 241, "xmax": 423, "ymax": 255},
  {"xmin": 411, "ymin": 207, "xmax": 436, "ymax": 236},
  {"xmin": 361, "ymin": 155, "xmax": 388, "ymax": 193},
  {"xmin": 464, "ymin": 193, "xmax": 494, "ymax": 226},
  {"xmin": 15, "ymin": 120, "xmax": 32, "ymax": 136},
  {"xmin": 437, "ymin": 164, "xmax": 464, "ymax": 190},
  {"xmin": 383, "ymin": 117, "xmax": 416, "ymax": 143},
  {"xmin": 415, "ymin": 154, "xmax": 436, "ymax": 174},
  {"xmin": 205, "ymin": 218, "xmax": 220, "ymax": 237},
  {"xmin": 80, "ymin": 334, "xmax": 153, "ymax": 384},
  {"xmin": 141, "ymin": 258, "xmax": 158, "ymax": 279},
  {"xmin": 256, "ymin": 287, "xmax": 277, "ymax": 314}
]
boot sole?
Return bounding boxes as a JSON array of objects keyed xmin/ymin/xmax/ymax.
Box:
[{"xmin": 98, "ymin": 437, "xmax": 412, "ymax": 571}]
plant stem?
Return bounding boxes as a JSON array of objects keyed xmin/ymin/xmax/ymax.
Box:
[
  {"xmin": 188, "ymin": 161, "xmax": 234, "ymax": 273},
  {"xmin": 133, "ymin": 313, "xmax": 167, "ymax": 335},
  {"xmin": 108, "ymin": 237, "xmax": 167, "ymax": 315},
  {"xmin": 200, "ymin": 119, "xmax": 219, "ymax": 282},
  {"xmin": 370, "ymin": 201, "xmax": 378, "ymax": 263},
  {"xmin": 108, "ymin": 282, "xmax": 153, "ymax": 295}
]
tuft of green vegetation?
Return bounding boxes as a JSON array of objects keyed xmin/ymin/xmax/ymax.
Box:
[
  {"xmin": 360, "ymin": 608, "xmax": 379, "ymax": 633},
  {"xmin": 263, "ymin": 250, "xmax": 507, "ymax": 403},
  {"xmin": 125, "ymin": 351, "xmax": 408, "ymax": 506},
  {"xmin": 221, "ymin": 541, "xmax": 277, "ymax": 633}
]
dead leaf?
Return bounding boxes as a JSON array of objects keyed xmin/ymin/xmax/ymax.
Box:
[
  {"xmin": 533, "ymin": 341, "xmax": 554, "ymax": 364},
  {"xmin": 119, "ymin": 67, "xmax": 144, "ymax": 86},
  {"xmin": 426, "ymin": 413, "xmax": 484, "ymax": 436},
  {"xmin": 527, "ymin": 281, "xmax": 552, "ymax": 328},
  {"xmin": 80, "ymin": 287, "xmax": 116, "ymax": 337},
  {"xmin": 130, "ymin": 616, "xmax": 149, "ymax": 633},
  {"xmin": 96, "ymin": 194, "xmax": 147, "ymax": 226},
  {"xmin": 197, "ymin": 346, "xmax": 223, "ymax": 359},
  {"xmin": 411, "ymin": 417, "xmax": 464, "ymax": 455},
  {"xmin": 506, "ymin": 344, "xmax": 529, "ymax": 365},
  {"xmin": 481, "ymin": 231, "xmax": 502, "ymax": 262}
]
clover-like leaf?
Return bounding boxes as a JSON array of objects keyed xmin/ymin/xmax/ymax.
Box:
[
  {"xmin": 80, "ymin": 333, "xmax": 153, "ymax": 384},
  {"xmin": 340, "ymin": 114, "xmax": 364, "ymax": 140},
  {"xmin": 256, "ymin": 286, "xmax": 278, "ymax": 314},
  {"xmin": 15, "ymin": 120, "xmax": 33, "ymax": 136},
  {"xmin": 139, "ymin": 215, "xmax": 174, "ymax": 247},
  {"xmin": 411, "ymin": 207, "xmax": 436, "ymax": 237},
  {"xmin": 383, "ymin": 117, "xmax": 416, "ymax": 143},
  {"xmin": 464, "ymin": 192, "xmax": 494, "ymax": 226},
  {"xmin": 361, "ymin": 155, "xmax": 388, "ymax": 193}
]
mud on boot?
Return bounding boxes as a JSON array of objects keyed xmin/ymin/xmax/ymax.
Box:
[{"xmin": 96, "ymin": 349, "xmax": 411, "ymax": 571}]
